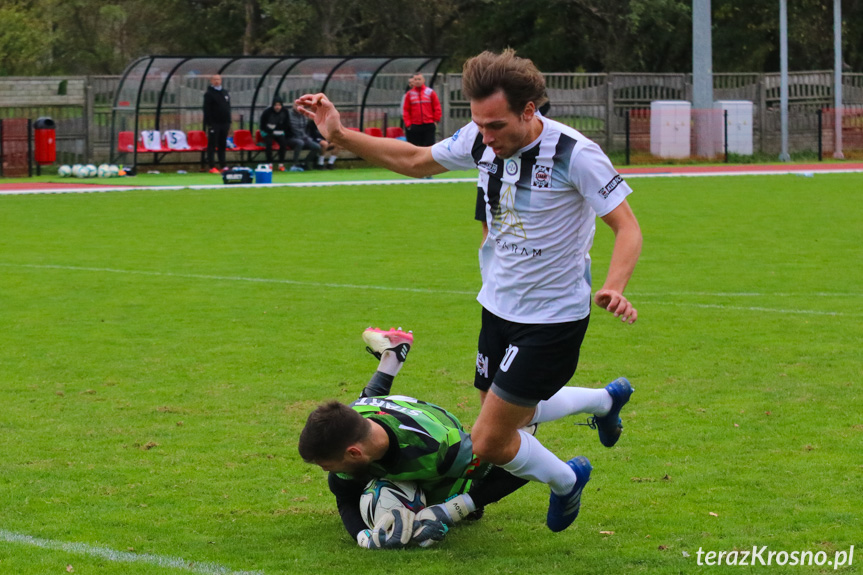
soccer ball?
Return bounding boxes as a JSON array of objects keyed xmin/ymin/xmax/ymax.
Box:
[
  {"xmin": 71, "ymin": 164, "xmax": 84, "ymax": 178},
  {"xmin": 58, "ymin": 165, "xmax": 72, "ymax": 177},
  {"xmin": 85, "ymin": 164, "xmax": 98, "ymax": 178},
  {"xmin": 97, "ymin": 164, "xmax": 111, "ymax": 178},
  {"xmin": 109, "ymin": 164, "xmax": 120, "ymax": 177},
  {"xmin": 359, "ymin": 479, "xmax": 425, "ymax": 529}
]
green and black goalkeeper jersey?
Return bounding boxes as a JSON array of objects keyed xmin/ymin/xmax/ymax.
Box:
[
  {"xmin": 338, "ymin": 395, "xmax": 489, "ymax": 502},
  {"xmin": 327, "ymin": 394, "xmax": 529, "ymax": 539}
]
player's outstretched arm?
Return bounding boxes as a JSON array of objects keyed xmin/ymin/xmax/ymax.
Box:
[
  {"xmin": 295, "ymin": 93, "xmax": 448, "ymax": 179},
  {"xmin": 596, "ymin": 199, "xmax": 642, "ymax": 324}
]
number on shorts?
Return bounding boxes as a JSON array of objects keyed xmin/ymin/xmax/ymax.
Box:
[{"xmin": 500, "ymin": 344, "xmax": 519, "ymax": 372}]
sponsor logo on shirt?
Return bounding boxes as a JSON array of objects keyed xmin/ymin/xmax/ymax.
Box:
[
  {"xmin": 532, "ymin": 165, "xmax": 552, "ymax": 188},
  {"xmin": 478, "ymin": 160, "xmax": 498, "ymax": 174},
  {"xmin": 597, "ymin": 174, "xmax": 623, "ymax": 198},
  {"xmin": 505, "ymin": 159, "xmax": 518, "ymax": 176},
  {"xmin": 494, "ymin": 237, "xmax": 542, "ymax": 258},
  {"xmin": 354, "ymin": 397, "xmax": 422, "ymax": 416}
]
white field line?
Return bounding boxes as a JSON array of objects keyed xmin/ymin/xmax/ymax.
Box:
[
  {"xmin": 645, "ymin": 301, "xmax": 859, "ymax": 317},
  {"xmin": 0, "ymin": 529, "xmax": 263, "ymax": 575},
  {"xmin": 0, "ymin": 177, "xmax": 477, "ymax": 196},
  {"xmin": 0, "ymin": 263, "xmax": 477, "ymax": 296},
  {"xmin": 1, "ymin": 166, "xmax": 863, "ymax": 196},
  {"xmin": 1, "ymin": 263, "xmax": 860, "ymax": 317}
]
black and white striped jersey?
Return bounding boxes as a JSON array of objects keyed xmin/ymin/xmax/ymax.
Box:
[{"xmin": 432, "ymin": 116, "xmax": 632, "ymax": 323}]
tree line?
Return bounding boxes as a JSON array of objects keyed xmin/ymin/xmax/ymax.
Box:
[{"xmin": 1, "ymin": 0, "xmax": 861, "ymax": 76}]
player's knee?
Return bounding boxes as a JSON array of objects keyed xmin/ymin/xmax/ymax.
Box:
[{"xmin": 470, "ymin": 430, "xmax": 514, "ymax": 465}]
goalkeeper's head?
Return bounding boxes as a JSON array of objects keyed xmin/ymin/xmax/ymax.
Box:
[{"xmin": 298, "ymin": 401, "xmax": 374, "ymax": 474}]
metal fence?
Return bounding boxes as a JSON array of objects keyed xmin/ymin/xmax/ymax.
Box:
[{"xmin": 1, "ymin": 71, "xmax": 862, "ymax": 166}]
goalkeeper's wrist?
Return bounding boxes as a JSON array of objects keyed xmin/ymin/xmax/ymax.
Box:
[{"xmin": 441, "ymin": 494, "xmax": 476, "ymax": 524}]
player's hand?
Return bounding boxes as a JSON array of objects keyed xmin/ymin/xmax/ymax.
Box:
[
  {"xmin": 594, "ymin": 289, "xmax": 637, "ymax": 324},
  {"xmin": 294, "ymin": 93, "xmax": 342, "ymax": 142},
  {"xmin": 411, "ymin": 511, "xmax": 448, "ymax": 547},
  {"xmin": 370, "ymin": 507, "xmax": 415, "ymax": 549}
]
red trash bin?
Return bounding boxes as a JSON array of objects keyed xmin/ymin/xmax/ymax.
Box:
[{"xmin": 33, "ymin": 117, "xmax": 57, "ymax": 165}]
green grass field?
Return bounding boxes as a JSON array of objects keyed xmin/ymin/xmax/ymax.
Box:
[{"xmin": 1, "ymin": 172, "xmax": 861, "ymax": 574}]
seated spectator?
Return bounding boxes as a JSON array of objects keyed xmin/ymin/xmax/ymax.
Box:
[
  {"xmin": 286, "ymin": 102, "xmax": 323, "ymax": 171},
  {"xmin": 260, "ymin": 98, "xmax": 290, "ymax": 169}
]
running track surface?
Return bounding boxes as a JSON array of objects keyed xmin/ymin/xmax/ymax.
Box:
[{"xmin": 1, "ymin": 162, "xmax": 862, "ymax": 195}]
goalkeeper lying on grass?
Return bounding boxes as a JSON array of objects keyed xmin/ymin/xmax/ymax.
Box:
[
  {"xmin": 298, "ymin": 327, "xmax": 630, "ymax": 549},
  {"xmin": 299, "ymin": 327, "xmax": 528, "ymax": 549}
]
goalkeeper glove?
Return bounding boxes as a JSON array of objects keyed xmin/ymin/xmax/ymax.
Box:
[
  {"xmin": 411, "ymin": 513, "xmax": 448, "ymax": 548},
  {"xmin": 367, "ymin": 507, "xmax": 415, "ymax": 549},
  {"xmin": 357, "ymin": 507, "xmax": 414, "ymax": 550}
]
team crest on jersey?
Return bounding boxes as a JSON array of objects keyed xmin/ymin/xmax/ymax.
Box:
[
  {"xmin": 505, "ymin": 159, "xmax": 518, "ymax": 176},
  {"xmin": 532, "ymin": 165, "xmax": 552, "ymax": 188}
]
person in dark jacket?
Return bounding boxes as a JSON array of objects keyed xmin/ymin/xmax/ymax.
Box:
[
  {"xmin": 285, "ymin": 102, "xmax": 323, "ymax": 172},
  {"xmin": 203, "ymin": 74, "xmax": 231, "ymax": 173},
  {"xmin": 259, "ymin": 98, "xmax": 290, "ymax": 168}
]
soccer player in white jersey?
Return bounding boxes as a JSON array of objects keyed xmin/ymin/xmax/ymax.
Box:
[{"xmin": 296, "ymin": 49, "xmax": 642, "ymax": 533}]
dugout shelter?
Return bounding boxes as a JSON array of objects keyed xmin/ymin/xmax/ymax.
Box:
[{"xmin": 111, "ymin": 55, "xmax": 445, "ymax": 165}]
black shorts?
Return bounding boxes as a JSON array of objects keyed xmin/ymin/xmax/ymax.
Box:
[{"xmin": 474, "ymin": 308, "xmax": 590, "ymax": 407}]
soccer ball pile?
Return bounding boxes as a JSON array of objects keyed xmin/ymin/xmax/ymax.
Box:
[
  {"xmin": 359, "ymin": 479, "xmax": 426, "ymax": 528},
  {"xmin": 58, "ymin": 164, "xmax": 124, "ymax": 178}
]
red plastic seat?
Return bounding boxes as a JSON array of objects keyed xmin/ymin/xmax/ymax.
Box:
[
  {"xmin": 234, "ymin": 130, "xmax": 261, "ymax": 152},
  {"xmin": 385, "ymin": 127, "xmax": 405, "ymax": 139},
  {"xmin": 364, "ymin": 127, "xmax": 383, "ymax": 137},
  {"xmin": 233, "ymin": 129, "xmax": 264, "ymax": 151},
  {"xmin": 118, "ymin": 131, "xmax": 135, "ymax": 152},
  {"xmin": 186, "ymin": 130, "xmax": 208, "ymax": 151}
]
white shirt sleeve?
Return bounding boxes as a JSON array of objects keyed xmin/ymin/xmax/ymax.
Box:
[
  {"xmin": 570, "ymin": 141, "xmax": 632, "ymax": 217},
  {"xmin": 431, "ymin": 123, "xmax": 480, "ymax": 172}
]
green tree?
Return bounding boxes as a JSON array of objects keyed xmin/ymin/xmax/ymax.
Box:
[
  {"xmin": 448, "ymin": 0, "xmax": 692, "ymax": 73},
  {"xmin": 0, "ymin": 0, "xmax": 860, "ymax": 75},
  {"xmin": 0, "ymin": 2, "xmax": 52, "ymax": 75}
]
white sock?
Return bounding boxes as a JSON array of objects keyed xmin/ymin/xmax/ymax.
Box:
[
  {"xmin": 377, "ymin": 350, "xmax": 403, "ymax": 376},
  {"xmin": 500, "ymin": 430, "xmax": 576, "ymax": 495},
  {"xmin": 328, "ymin": 155, "xmax": 337, "ymax": 165},
  {"xmin": 530, "ymin": 387, "xmax": 613, "ymax": 425},
  {"xmin": 318, "ymin": 156, "xmax": 324, "ymax": 165}
]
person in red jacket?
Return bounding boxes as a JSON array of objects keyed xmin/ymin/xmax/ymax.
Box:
[{"xmin": 402, "ymin": 73, "xmax": 442, "ymax": 147}]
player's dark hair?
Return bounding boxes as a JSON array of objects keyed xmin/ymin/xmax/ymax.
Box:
[
  {"xmin": 298, "ymin": 401, "xmax": 370, "ymax": 462},
  {"xmin": 461, "ymin": 49, "xmax": 546, "ymax": 115}
]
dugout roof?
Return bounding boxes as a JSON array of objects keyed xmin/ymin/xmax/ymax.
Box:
[{"xmin": 111, "ymin": 55, "xmax": 445, "ymax": 161}]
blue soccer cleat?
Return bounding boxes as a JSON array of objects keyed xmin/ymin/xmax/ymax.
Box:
[
  {"xmin": 547, "ymin": 456, "xmax": 592, "ymax": 532},
  {"xmin": 594, "ymin": 377, "xmax": 634, "ymax": 448}
]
